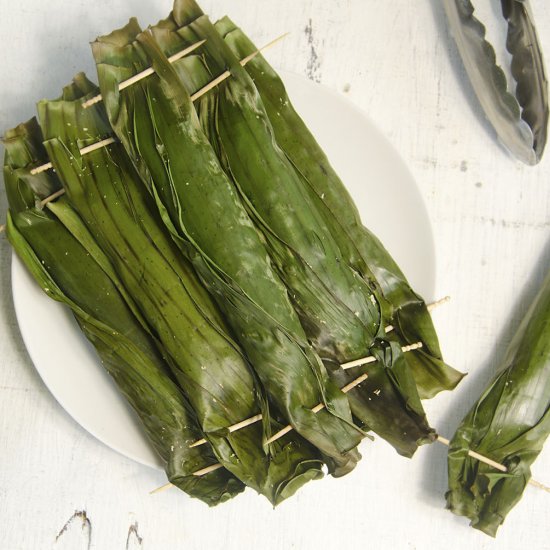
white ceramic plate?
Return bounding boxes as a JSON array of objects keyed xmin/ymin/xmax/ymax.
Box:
[{"xmin": 11, "ymin": 71, "xmax": 436, "ymax": 470}]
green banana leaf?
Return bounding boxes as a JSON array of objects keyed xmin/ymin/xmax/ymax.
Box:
[
  {"xmin": 214, "ymin": 16, "xmax": 464, "ymax": 400},
  {"xmin": 3, "ymin": 118, "xmax": 243, "ymax": 506},
  {"xmin": 159, "ymin": 5, "xmax": 383, "ymax": 334},
  {"xmin": 36, "ymin": 73, "xmax": 326, "ymax": 504},
  {"xmin": 150, "ymin": 0, "xmax": 434, "ymax": 458},
  {"xmin": 91, "ymin": 21, "xmax": 364, "ymax": 476},
  {"xmin": 446, "ymin": 270, "xmax": 550, "ymax": 536}
]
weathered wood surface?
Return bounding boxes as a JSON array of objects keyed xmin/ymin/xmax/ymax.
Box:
[{"xmin": 0, "ymin": 1, "xmax": 548, "ymax": 548}]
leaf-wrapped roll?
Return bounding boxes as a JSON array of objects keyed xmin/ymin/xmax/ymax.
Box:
[
  {"xmin": 3, "ymin": 118, "xmax": 243, "ymax": 506},
  {"xmin": 446, "ymin": 270, "xmax": 550, "ymax": 536},
  {"xmin": 214, "ymin": 16, "xmax": 464, "ymax": 401}
]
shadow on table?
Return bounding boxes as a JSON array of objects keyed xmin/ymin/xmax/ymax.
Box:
[{"xmin": 420, "ymin": 236, "xmax": 550, "ymax": 504}]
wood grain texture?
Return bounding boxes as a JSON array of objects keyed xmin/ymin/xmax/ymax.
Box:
[{"xmin": 0, "ymin": 1, "xmax": 549, "ymax": 548}]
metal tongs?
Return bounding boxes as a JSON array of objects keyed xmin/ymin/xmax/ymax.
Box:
[{"xmin": 444, "ymin": 0, "xmax": 548, "ymax": 165}]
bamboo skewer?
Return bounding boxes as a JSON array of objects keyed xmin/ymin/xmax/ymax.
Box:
[
  {"xmin": 150, "ymin": 463, "xmax": 226, "ymax": 495},
  {"xmin": 189, "ymin": 462, "xmax": 225, "ymax": 477},
  {"xmin": 151, "ymin": 341, "xmax": 389, "ymax": 493},
  {"xmin": 385, "ymin": 295, "xmax": 451, "ymax": 333},
  {"xmin": 188, "ymin": 413, "xmax": 263, "ymax": 450},
  {"xmin": 29, "ymin": 32, "xmax": 289, "ymax": 179},
  {"xmin": 340, "ymin": 341, "xmax": 422, "ymax": 370},
  {"xmin": 528, "ymin": 479, "xmax": 550, "ymax": 494},
  {"xmin": 436, "ymin": 436, "xmax": 549, "ymax": 491},
  {"xmin": 82, "ymin": 39, "xmax": 207, "ymax": 109},
  {"xmin": 427, "ymin": 296, "xmax": 451, "ymax": 311},
  {"xmin": 150, "ymin": 481, "xmax": 176, "ymax": 495},
  {"xmin": 40, "ymin": 189, "xmax": 68, "ymax": 208},
  {"xmin": 30, "ymin": 137, "xmax": 118, "ymax": 176},
  {"xmin": 435, "ymin": 435, "xmax": 507, "ymax": 472},
  {"xmin": 31, "ymin": 161, "xmax": 53, "ymax": 176}
]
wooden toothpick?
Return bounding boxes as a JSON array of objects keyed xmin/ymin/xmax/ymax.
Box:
[
  {"xmin": 82, "ymin": 39, "xmax": 207, "ymax": 109},
  {"xmin": 385, "ymin": 295, "xmax": 450, "ymax": 333},
  {"xmin": 31, "ymin": 162, "xmax": 53, "ymax": 176},
  {"xmin": 149, "ymin": 462, "xmax": 225, "ymax": 495},
  {"xmin": 340, "ymin": 341, "xmax": 423, "ymax": 370},
  {"xmin": 39, "ymin": 189, "xmax": 67, "ymax": 208},
  {"xmin": 528, "ymin": 479, "xmax": 550, "ymax": 494},
  {"xmin": 436, "ymin": 436, "xmax": 550, "ymax": 492},
  {"xmin": 436, "ymin": 435, "xmax": 507, "ymax": 472},
  {"xmin": 189, "ymin": 414, "xmax": 263, "ymax": 448},
  {"xmin": 191, "ymin": 462, "xmax": 225, "ymax": 477},
  {"xmin": 240, "ymin": 32, "xmax": 289, "ymax": 66},
  {"xmin": 436, "ymin": 436, "xmax": 550, "ymax": 490},
  {"xmin": 427, "ymin": 296, "xmax": 451, "ymax": 311},
  {"xmin": 149, "ymin": 481, "xmax": 174, "ymax": 495}
]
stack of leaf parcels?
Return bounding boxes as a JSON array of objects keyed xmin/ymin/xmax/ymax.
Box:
[{"xmin": 3, "ymin": 0, "xmax": 462, "ymax": 505}]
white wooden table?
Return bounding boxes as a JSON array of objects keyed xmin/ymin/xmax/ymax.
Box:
[{"xmin": 1, "ymin": 1, "xmax": 549, "ymax": 549}]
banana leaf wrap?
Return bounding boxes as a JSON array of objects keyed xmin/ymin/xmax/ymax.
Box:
[
  {"xmin": 149, "ymin": 0, "xmax": 435, "ymax": 457},
  {"xmin": 37, "ymin": 74, "xmax": 325, "ymax": 503},
  {"xmin": 3, "ymin": 118, "xmax": 242, "ymax": 506},
  {"xmin": 446, "ymin": 270, "xmax": 550, "ymax": 536},
  {"xmin": 214, "ymin": 16, "xmax": 464, "ymax": 400},
  {"xmin": 91, "ymin": 21, "xmax": 364, "ymax": 476}
]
